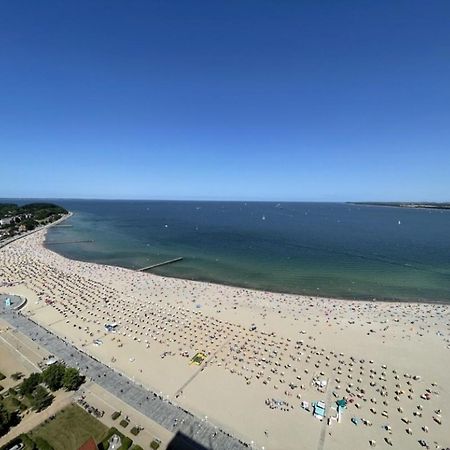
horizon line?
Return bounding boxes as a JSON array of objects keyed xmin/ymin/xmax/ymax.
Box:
[{"xmin": 1, "ymin": 197, "xmax": 448, "ymax": 204}]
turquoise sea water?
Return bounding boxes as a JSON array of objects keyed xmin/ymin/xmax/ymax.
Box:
[{"xmin": 38, "ymin": 200, "xmax": 450, "ymax": 302}]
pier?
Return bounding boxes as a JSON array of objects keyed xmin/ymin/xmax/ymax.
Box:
[
  {"xmin": 46, "ymin": 240, "xmax": 94, "ymax": 245},
  {"xmin": 139, "ymin": 257, "xmax": 183, "ymax": 271}
]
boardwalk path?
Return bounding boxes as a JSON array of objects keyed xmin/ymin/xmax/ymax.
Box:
[{"xmin": 1, "ymin": 310, "xmax": 248, "ymax": 450}]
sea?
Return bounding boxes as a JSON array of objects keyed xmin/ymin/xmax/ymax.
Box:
[{"xmin": 11, "ymin": 200, "xmax": 450, "ymax": 302}]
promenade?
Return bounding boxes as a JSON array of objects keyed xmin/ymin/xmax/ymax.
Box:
[{"xmin": 0, "ymin": 310, "xmax": 248, "ymax": 450}]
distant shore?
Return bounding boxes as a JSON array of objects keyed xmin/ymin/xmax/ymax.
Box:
[
  {"xmin": 0, "ymin": 212, "xmax": 72, "ymax": 250},
  {"xmin": 349, "ymin": 201, "xmax": 450, "ymax": 210}
]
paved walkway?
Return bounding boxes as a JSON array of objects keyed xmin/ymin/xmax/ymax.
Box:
[
  {"xmin": 80, "ymin": 382, "xmax": 173, "ymax": 449},
  {"xmin": 1, "ymin": 310, "xmax": 248, "ymax": 450}
]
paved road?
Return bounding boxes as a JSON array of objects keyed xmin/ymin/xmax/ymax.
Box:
[{"xmin": 1, "ymin": 310, "xmax": 248, "ymax": 450}]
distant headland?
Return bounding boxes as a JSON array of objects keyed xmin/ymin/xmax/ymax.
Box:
[
  {"xmin": 349, "ymin": 202, "xmax": 450, "ymax": 210},
  {"xmin": 0, "ymin": 202, "xmax": 68, "ymax": 242}
]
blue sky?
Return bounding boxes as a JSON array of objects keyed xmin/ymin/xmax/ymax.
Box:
[{"xmin": 0, "ymin": 1, "xmax": 449, "ymax": 201}]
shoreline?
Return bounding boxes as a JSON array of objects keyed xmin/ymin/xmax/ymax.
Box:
[
  {"xmin": 0, "ymin": 211, "xmax": 73, "ymax": 250},
  {"xmin": 139, "ymin": 268, "xmax": 450, "ymax": 306},
  {"xmin": 43, "ymin": 216, "xmax": 449, "ymax": 306}
]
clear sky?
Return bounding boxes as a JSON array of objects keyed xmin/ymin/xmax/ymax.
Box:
[{"xmin": 1, "ymin": 1, "xmax": 449, "ymax": 201}]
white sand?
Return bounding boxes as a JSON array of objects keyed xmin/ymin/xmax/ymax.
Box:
[{"xmin": 1, "ymin": 228, "xmax": 449, "ymax": 450}]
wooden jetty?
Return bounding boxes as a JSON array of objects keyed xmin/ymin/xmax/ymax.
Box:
[
  {"xmin": 46, "ymin": 240, "xmax": 94, "ymax": 245},
  {"xmin": 139, "ymin": 257, "xmax": 183, "ymax": 271}
]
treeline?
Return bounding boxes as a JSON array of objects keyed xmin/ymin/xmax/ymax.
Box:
[
  {"xmin": 0, "ymin": 364, "xmax": 84, "ymax": 437},
  {"xmin": 0, "ymin": 203, "xmax": 68, "ymax": 220},
  {"xmin": 19, "ymin": 363, "xmax": 84, "ymax": 398},
  {"xmin": 0, "ymin": 203, "xmax": 68, "ymax": 236}
]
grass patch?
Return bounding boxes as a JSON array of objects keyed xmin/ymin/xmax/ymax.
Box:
[
  {"xmin": 29, "ymin": 404, "xmax": 108, "ymax": 450},
  {"xmin": 34, "ymin": 436, "xmax": 54, "ymax": 450},
  {"xmin": 20, "ymin": 395, "xmax": 33, "ymax": 409},
  {"xmin": 1, "ymin": 395, "xmax": 24, "ymax": 413},
  {"xmin": 19, "ymin": 434, "xmax": 36, "ymax": 450}
]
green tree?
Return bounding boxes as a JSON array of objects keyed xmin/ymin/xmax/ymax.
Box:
[
  {"xmin": 62, "ymin": 367, "xmax": 84, "ymax": 391},
  {"xmin": 42, "ymin": 364, "xmax": 65, "ymax": 391},
  {"xmin": 31, "ymin": 386, "xmax": 53, "ymax": 412},
  {"xmin": 11, "ymin": 372, "xmax": 24, "ymax": 381},
  {"xmin": 0, "ymin": 402, "xmax": 12, "ymax": 435},
  {"xmin": 19, "ymin": 373, "xmax": 42, "ymax": 396},
  {"xmin": 23, "ymin": 219, "xmax": 38, "ymax": 231}
]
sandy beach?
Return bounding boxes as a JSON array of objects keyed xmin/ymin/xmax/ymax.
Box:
[{"xmin": 1, "ymin": 227, "xmax": 449, "ymax": 450}]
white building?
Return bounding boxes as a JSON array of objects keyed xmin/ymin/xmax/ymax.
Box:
[{"xmin": 0, "ymin": 217, "xmax": 13, "ymax": 226}]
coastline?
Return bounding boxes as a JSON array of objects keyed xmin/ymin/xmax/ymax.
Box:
[
  {"xmin": 1, "ymin": 227, "xmax": 449, "ymax": 449},
  {"xmin": 43, "ymin": 216, "xmax": 449, "ymax": 306},
  {"xmin": 138, "ymin": 268, "xmax": 450, "ymax": 306},
  {"xmin": 347, "ymin": 202, "xmax": 450, "ymax": 211},
  {"xmin": 0, "ymin": 211, "xmax": 73, "ymax": 250}
]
